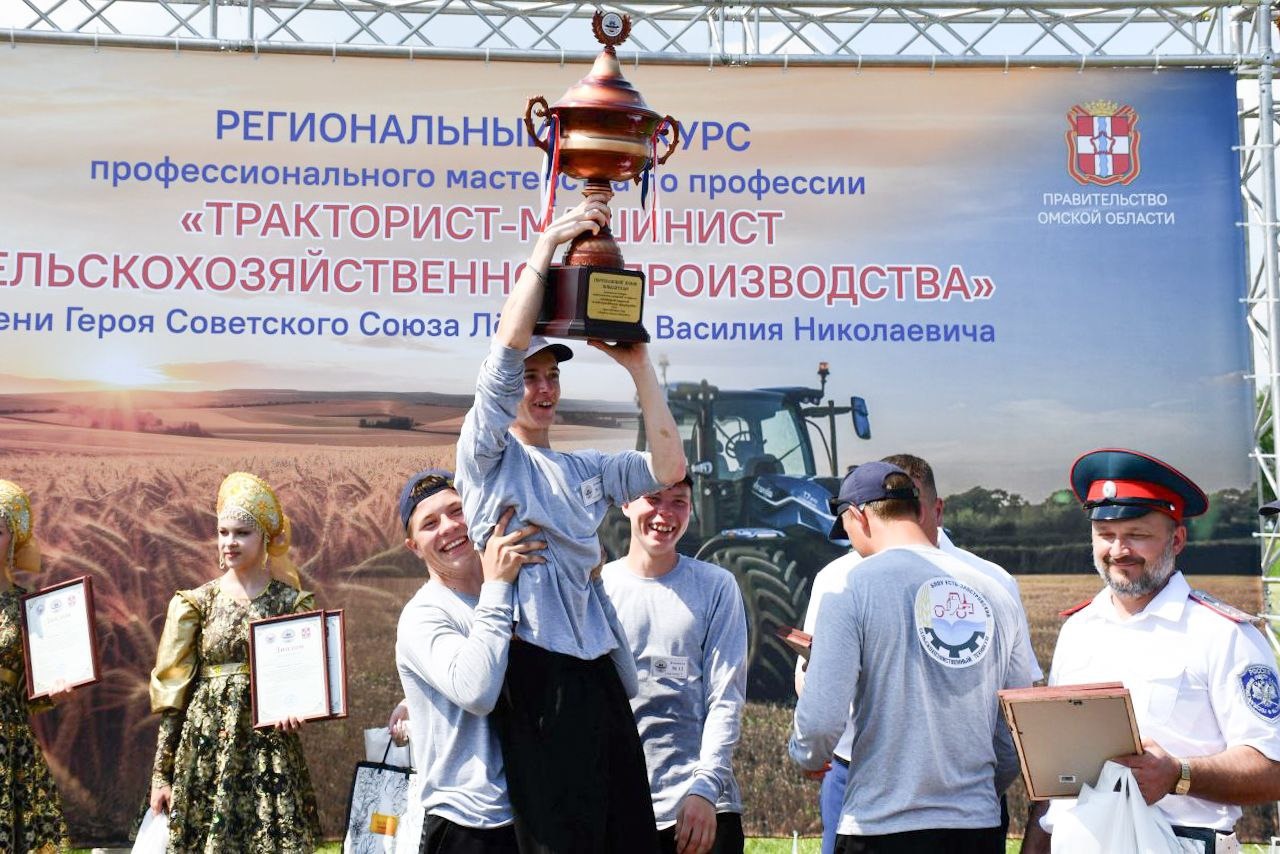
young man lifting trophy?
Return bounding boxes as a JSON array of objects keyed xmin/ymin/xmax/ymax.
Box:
[{"xmin": 451, "ymin": 12, "xmax": 689, "ymax": 852}]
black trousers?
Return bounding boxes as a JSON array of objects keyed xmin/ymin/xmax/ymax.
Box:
[
  {"xmin": 657, "ymin": 812, "xmax": 745, "ymax": 854},
  {"xmin": 835, "ymin": 827, "xmax": 1005, "ymax": 854},
  {"xmin": 493, "ymin": 640, "xmax": 659, "ymax": 854},
  {"xmin": 421, "ymin": 815, "xmax": 520, "ymax": 854},
  {"xmin": 1170, "ymin": 825, "xmax": 1232, "ymax": 854}
]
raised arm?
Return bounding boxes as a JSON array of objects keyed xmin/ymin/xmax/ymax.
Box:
[
  {"xmin": 591, "ymin": 340, "xmax": 686, "ymax": 486},
  {"xmin": 496, "ymin": 197, "xmax": 610, "ymax": 351}
]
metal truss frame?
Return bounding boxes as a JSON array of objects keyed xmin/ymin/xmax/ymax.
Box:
[
  {"xmin": 0, "ymin": 0, "xmax": 1264, "ymax": 65},
  {"xmin": 4, "ymin": 0, "xmax": 1280, "ymax": 614}
]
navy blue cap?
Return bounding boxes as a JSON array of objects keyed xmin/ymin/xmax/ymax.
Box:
[
  {"xmin": 1260, "ymin": 500, "xmax": 1280, "ymax": 517},
  {"xmin": 525, "ymin": 335, "xmax": 574, "ymax": 364},
  {"xmin": 398, "ymin": 468, "xmax": 456, "ymax": 530},
  {"xmin": 1069, "ymin": 448, "xmax": 1207, "ymax": 523},
  {"xmin": 827, "ymin": 461, "xmax": 919, "ymax": 539}
]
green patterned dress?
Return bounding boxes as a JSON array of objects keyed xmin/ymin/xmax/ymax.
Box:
[
  {"xmin": 0, "ymin": 587, "xmax": 69, "ymax": 854},
  {"xmin": 150, "ymin": 578, "xmax": 321, "ymax": 853}
]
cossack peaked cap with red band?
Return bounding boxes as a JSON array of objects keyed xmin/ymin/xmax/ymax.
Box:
[{"xmin": 1069, "ymin": 448, "xmax": 1207, "ymax": 523}]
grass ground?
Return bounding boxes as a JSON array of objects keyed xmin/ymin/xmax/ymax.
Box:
[
  {"xmin": 737, "ymin": 841, "xmax": 1278, "ymax": 853},
  {"xmin": 76, "ymin": 841, "xmax": 1280, "ymax": 853},
  {"xmin": 301, "ymin": 840, "xmax": 1280, "ymax": 853}
]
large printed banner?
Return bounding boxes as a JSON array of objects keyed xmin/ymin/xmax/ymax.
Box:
[{"xmin": 0, "ymin": 44, "xmax": 1256, "ymax": 840}]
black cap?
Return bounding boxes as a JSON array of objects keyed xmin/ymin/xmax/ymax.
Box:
[
  {"xmin": 398, "ymin": 468, "xmax": 456, "ymax": 530},
  {"xmin": 827, "ymin": 461, "xmax": 919, "ymax": 539}
]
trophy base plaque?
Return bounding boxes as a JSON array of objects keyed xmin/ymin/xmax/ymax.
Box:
[{"xmin": 535, "ymin": 264, "xmax": 650, "ymax": 343}]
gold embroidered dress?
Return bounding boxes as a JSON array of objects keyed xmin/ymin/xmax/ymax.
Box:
[
  {"xmin": 0, "ymin": 586, "xmax": 69, "ymax": 854},
  {"xmin": 150, "ymin": 577, "xmax": 321, "ymax": 853},
  {"xmin": 0, "ymin": 480, "xmax": 69, "ymax": 854}
]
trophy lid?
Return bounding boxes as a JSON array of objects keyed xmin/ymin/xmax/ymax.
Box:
[{"xmin": 548, "ymin": 11, "xmax": 658, "ymax": 119}]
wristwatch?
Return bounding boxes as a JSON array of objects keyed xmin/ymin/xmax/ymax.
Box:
[{"xmin": 1174, "ymin": 758, "xmax": 1192, "ymax": 795}]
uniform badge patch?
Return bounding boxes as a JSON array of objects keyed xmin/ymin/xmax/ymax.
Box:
[
  {"xmin": 1240, "ymin": 664, "xmax": 1280, "ymax": 721},
  {"xmin": 914, "ymin": 577, "xmax": 994, "ymax": 668},
  {"xmin": 578, "ymin": 475, "xmax": 604, "ymax": 506},
  {"xmin": 650, "ymin": 655, "xmax": 689, "ymax": 680}
]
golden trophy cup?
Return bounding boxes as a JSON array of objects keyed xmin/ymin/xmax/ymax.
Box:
[{"xmin": 523, "ymin": 10, "xmax": 678, "ymax": 343}]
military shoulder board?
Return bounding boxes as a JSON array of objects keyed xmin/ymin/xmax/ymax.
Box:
[
  {"xmin": 1189, "ymin": 589, "xmax": 1258, "ymax": 624},
  {"xmin": 1058, "ymin": 598, "xmax": 1093, "ymax": 618}
]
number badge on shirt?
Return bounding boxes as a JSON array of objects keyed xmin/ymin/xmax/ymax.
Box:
[
  {"xmin": 578, "ymin": 475, "xmax": 604, "ymax": 506},
  {"xmin": 651, "ymin": 655, "xmax": 689, "ymax": 680}
]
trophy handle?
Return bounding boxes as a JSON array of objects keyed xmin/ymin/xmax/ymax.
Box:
[
  {"xmin": 524, "ymin": 96, "xmax": 551, "ymax": 154},
  {"xmin": 656, "ymin": 115, "xmax": 679, "ymax": 166}
]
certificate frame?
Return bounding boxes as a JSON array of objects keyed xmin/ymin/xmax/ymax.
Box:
[
  {"xmin": 20, "ymin": 575, "xmax": 101, "ymax": 700},
  {"xmin": 998, "ymin": 681, "xmax": 1143, "ymax": 800},
  {"xmin": 249, "ymin": 610, "xmax": 331, "ymax": 729},
  {"xmin": 324, "ymin": 609, "xmax": 349, "ymax": 720},
  {"xmin": 774, "ymin": 625, "xmax": 813, "ymax": 661}
]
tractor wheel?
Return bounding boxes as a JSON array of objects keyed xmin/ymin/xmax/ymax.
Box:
[
  {"xmin": 703, "ymin": 541, "xmax": 810, "ymax": 701},
  {"xmin": 599, "ymin": 506, "xmax": 632, "ymax": 562}
]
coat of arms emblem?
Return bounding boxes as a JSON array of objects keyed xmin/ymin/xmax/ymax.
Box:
[{"xmin": 1066, "ymin": 100, "xmax": 1140, "ymax": 186}]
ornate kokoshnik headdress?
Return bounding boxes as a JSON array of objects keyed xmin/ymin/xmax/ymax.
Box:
[
  {"xmin": 0, "ymin": 480, "xmax": 43, "ymax": 581},
  {"xmin": 216, "ymin": 472, "xmax": 300, "ymax": 590}
]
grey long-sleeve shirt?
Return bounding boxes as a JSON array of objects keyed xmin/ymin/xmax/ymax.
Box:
[
  {"xmin": 395, "ymin": 579, "xmax": 515, "ymax": 828},
  {"xmin": 601, "ymin": 556, "xmax": 748, "ymax": 826},
  {"xmin": 456, "ymin": 340, "xmax": 662, "ymax": 664},
  {"xmin": 789, "ymin": 544, "xmax": 1028, "ymax": 835}
]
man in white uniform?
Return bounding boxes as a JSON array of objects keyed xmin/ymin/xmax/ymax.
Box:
[{"xmin": 1021, "ymin": 448, "xmax": 1280, "ymax": 854}]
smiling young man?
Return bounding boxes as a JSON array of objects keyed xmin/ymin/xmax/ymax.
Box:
[
  {"xmin": 601, "ymin": 476, "xmax": 749, "ymax": 854},
  {"xmin": 1021, "ymin": 449, "xmax": 1280, "ymax": 854},
  {"xmin": 454, "ymin": 198, "xmax": 687, "ymax": 854},
  {"xmin": 393, "ymin": 469, "xmax": 544, "ymax": 854}
]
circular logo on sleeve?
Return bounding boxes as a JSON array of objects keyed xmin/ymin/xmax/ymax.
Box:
[
  {"xmin": 1240, "ymin": 664, "xmax": 1280, "ymax": 721},
  {"xmin": 914, "ymin": 577, "xmax": 994, "ymax": 668}
]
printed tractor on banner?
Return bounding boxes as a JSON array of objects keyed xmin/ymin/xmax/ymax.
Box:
[{"xmin": 600, "ymin": 363, "xmax": 871, "ymax": 699}]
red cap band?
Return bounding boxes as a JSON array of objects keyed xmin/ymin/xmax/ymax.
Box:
[{"xmin": 1085, "ymin": 478, "xmax": 1184, "ymax": 521}]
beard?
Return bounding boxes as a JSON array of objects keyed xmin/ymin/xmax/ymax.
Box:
[{"xmin": 1094, "ymin": 534, "xmax": 1178, "ymax": 598}]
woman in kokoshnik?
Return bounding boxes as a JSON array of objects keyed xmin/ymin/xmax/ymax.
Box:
[
  {"xmin": 0, "ymin": 479, "xmax": 71, "ymax": 854},
  {"xmin": 146, "ymin": 472, "xmax": 321, "ymax": 853}
]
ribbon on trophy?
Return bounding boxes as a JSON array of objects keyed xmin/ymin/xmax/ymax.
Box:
[
  {"xmin": 537, "ymin": 113, "xmax": 562, "ymax": 231},
  {"xmin": 638, "ymin": 116, "xmax": 674, "ymax": 242}
]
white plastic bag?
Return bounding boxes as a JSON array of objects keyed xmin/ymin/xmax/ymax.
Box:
[
  {"xmin": 364, "ymin": 726, "xmax": 411, "ymax": 768},
  {"xmin": 1051, "ymin": 761, "xmax": 1198, "ymax": 854},
  {"xmin": 131, "ymin": 808, "xmax": 169, "ymax": 854}
]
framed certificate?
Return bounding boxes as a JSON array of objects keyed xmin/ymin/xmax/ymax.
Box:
[
  {"xmin": 325, "ymin": 610, "xmax": 349, "ymax": 719},
  {"xmin": 774, "ymin": 625, "xmax": 813, "ymax": 661},
  {"xmin": 249, "ymin": 610, "xmax": 331, "ymax": 729},
  {"xmin": 20, "ymin": 576, "xmax": 100, "ymax": 700},
  {"xmin": 999, "ymin": 681, "xmax": 1143, "ymax": 799}
]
